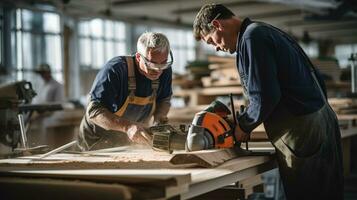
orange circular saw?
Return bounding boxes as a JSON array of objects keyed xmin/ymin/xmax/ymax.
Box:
[{"xmin": 186, "ymin": 100, "xmax": 238, "ymax": 151}]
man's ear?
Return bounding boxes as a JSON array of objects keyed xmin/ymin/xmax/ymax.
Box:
[
  {"xmin": 135, "ymin": 52, "xmax": 141, "ymax": 62},
  {"xmin": 211, "ymin": 20, "xmax": 222, "ymax": 30}
]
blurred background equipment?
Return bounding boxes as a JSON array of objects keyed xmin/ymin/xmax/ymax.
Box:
[{"xmin": 0, "ymin": 81, "xmax": 36, "ymax": 151}]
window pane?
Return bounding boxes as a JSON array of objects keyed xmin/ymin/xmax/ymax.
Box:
[
  {"xmin": 186, "ymin": 31, "xmax": 195, "ymax": 48},
  {"xmin": 22, "ymin": 9, "xmax": 33, "ymax": 30},
  {"xmin": 45, "ymin": 35, "xmax": 62, "ymax": 75},
  {"xmin": 167, "ymin": 29, "xmax": 178, "ymax": 46},
  {"xmin": 187, "ymin": 49, "xmax": 195, "ymax": 62},
  {"xmin": 335, "ymin": 44, "xmax": 356, "ymax": 68},
  {"xmin": 93, "ymin": 39, "xmax": 104, "ymax": 68},
  {"xmin": 91, "ymin": 19, "xmax": 103, "ymax": 38},
  {"xmin": 11, "ymin": 32, "xmax": 17, "ymax": 69},
  {"xmin": 105, "ymin": 41, "xmax": 114, "ymax": 61},
  {"xmin": 104, "ymin": 20, "xmax": 114, "ymax": 39},
  {"xmin": 172, "ymin": 49, "xmax": 180, "ymax": 72},
  {"xmin": 22, "ymin": 32, "xmax": 33, "ymax": 69},
  {"xmin": 16, "ymin": 9, "xmax": 22, "ymax": 29},
  {"xmin": 16, "ymin": 31, "xmax": 23, "ymax": 80},
  {"xmin": 43, "ymin": 12, "xmax": 60, "ymax": 33},
  {"xmin": 177, "ymin": 30, "xmax": 185, "ymax": 43},
  {"xmin": 114, "ymin": 22, "xmax": 125, "ymax": 40},
  {"xmin": 78, "ymin": 21, "xmax": 90, "ymax": 36},
  {"xmin": 115, "ymin": 42, "xmax": 126, "ymax": 55},
  {"xmin": 53, "ymin": 72, "xmax": 63, "ymax": 84},
  {"xmin": 34, "ymin": 34, "xmax": 42, "ymax": 66},
  {"xmin": 79, "ymin": 38, "xmax": 91, "ymax": 66}
]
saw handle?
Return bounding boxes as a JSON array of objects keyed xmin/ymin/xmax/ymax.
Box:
[{"xmin": 238, "ymin": 105, "xmax": 249, "ymax": 150}]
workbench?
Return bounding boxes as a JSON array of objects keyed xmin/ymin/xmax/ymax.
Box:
[{"xmin": 0, "ymin": 148, "xmax": 276, "ymax": 200}]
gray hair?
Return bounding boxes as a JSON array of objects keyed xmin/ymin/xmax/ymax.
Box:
[
  {"xmin": 193, "ymin": 4, "xmax": 235, "ymax": 41},
  {"xmin": 137, "ymin": 32, "xmax": 170, "ymax": 56}
]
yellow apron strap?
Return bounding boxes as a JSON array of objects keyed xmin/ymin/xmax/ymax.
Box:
[
  {"xmin": 150, "ymin": 79, "xmax": 159, "ymax": 100},
  {"xmin": 115, "ymin": 57, "xmax": 136, "ymax": 117},
  {"xmin": 146, "ymin": 79, "xmax": 159, "ymax": 118},
  {"xmin": 115, "ymin": 97, "xmax": 130, "ymax": 117},
  {"xmin": 125, "ymin": 56, "xmax": 136, "ymax": 93}
]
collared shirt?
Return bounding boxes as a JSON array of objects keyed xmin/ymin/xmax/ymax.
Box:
[
  {"xmin": 90, "ymin": 56, "xmax": 172, "ymax": 113},
  {"xmin": 236, "ymin": 18, "xmax": 326, "ymax": 133}
]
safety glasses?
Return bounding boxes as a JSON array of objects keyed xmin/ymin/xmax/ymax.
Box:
[{"xmin": 140, "ymin": 51, "xmax": 173, "ymax": 71}]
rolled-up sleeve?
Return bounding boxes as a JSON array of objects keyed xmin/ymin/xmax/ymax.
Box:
[{"xmin": 238, "ymin": 34, "xmax": 281, "ymax": 133}]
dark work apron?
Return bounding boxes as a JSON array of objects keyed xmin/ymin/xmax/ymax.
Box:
[
  {"xmin": 77, "ymin": 57, "xmax": 158, "ymax": 151},
  {"xmin": 265, "ymin": 102, "xmax": 343, "ymax": 199}
]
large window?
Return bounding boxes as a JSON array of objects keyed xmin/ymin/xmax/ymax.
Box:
[
  {"xmin": 151, "ymin": 27, "xmax": 196, "ymax": 74},
  {"xmin": 300, "ymin": 42, "xmax": 319, "ymax": 58},
  {"xmin": 335, "ymin": 44, "xmax": 357, "ymax": 68},
  {"xmin": 13, "ymin": 9, "xmax": 62, "ymax": 89},
  {"xmin": 78, "ymin": 19, "xmax": 127, "ymax": 69}
]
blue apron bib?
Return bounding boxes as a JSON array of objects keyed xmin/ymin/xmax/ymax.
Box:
[{"xmin": 114, "ymin": 57, "xmax": 159, "ymax": 124}]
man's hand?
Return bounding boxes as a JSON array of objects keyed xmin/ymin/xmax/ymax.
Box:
[
  {"xmin": 234, "ymin": 124, "xmax": 250, "ymax": 142},
  {"xmin": 127, "ymin": 125, "xmax": 152, "ymax": 146}
]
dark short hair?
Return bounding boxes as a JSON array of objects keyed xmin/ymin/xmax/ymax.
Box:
[{"xmin": 193, "ymin": 4, "xmax": 235, "ymax": 41}]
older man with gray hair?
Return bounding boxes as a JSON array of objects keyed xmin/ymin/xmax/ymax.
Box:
[{"xmin": 77, "ymin": 32, "xmax": 173, "ymax": 151}]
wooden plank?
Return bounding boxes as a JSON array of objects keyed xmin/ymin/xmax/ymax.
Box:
[
  {"xmin": 0, "ymin": 169, "xmax": 191, "ymax": 187},
  {"xmin": 0, "ymin": 148, "xmax": 185, "ymax": 170},
  {"xmin": 201, "ymin": 76, "xmax": 240, "ymax": 88},
  {"xmin": 199, "ymin": 86, "xmax": 243, "ymax": 96},
  {"xmin": 0, "ymin": 176, "xmax": 136, "ymax": 200},
  {"xmin": 181, "ymin": 156, "xmax": 276, "ymax": 199},
  {"xmin": 237, "ymin": 174, "xmax": 263, "ymax": 188},
  {"xmin": 207, "ymin": 56, "xmax": 235, "ymax": 64},
  {"xmin": 189, "ymin": 186, "xmax": 241, "ymax": 200},
  {"xmin": 170, "ymin": 149, "xmax": 238, "ymax": 168},
  {"xmin": 0, "ymin": 146, "xmax": 272, "ymax": 171}
]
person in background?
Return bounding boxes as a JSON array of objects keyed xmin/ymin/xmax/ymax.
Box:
[
  {"xmin": 33, "ymin": 63, "xmax": 64, "ymax": 103},
  {"xmin": 77, "ymin": 32, "xmax": 173, "ymax": 151},
  {"xmin": 193, "ymin": 3, "xmax": 343, "ymax": 200}
]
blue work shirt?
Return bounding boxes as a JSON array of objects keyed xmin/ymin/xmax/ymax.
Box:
[
  {"xmin": 236, "ymin": 18, "xmax": 326, "ymax": 133},
  {"xmin": 90, "ymin": 56, "xmax": 172, "ymax": 113}
]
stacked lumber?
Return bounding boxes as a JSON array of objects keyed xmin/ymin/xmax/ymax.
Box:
[
  {"xmin": 329, "ymin": 98, "xmax": 357, "ymax": 114},
  {"xmin": 311, "ymin": 59, "xmax": 351, "ymax": 96},
  {"xmin": 173, "ymin": 56, "xmax": 244, "ymax": 107},
  {"xmin": 172, "ymin": 60, "xmax": 211, "ymax": 89},
  {"xmin": 172, "ymin": 74, "xmax": 202, "ymax": 89},
  {"xmin": 311, "ymin": 59, "xmax": 341, "ymax": 82},
  {"xmin": 202, "ymin": 55, "xmax": 240, "ymax": 87}
]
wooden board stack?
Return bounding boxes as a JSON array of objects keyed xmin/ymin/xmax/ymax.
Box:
[{"xmin": 202, "ymin": 55, "xmax": 240, "ymax": 88}]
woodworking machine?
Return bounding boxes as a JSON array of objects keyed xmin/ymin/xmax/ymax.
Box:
[{"xmin": 0, "ymin": 81, "xmax": 62, "ymax": 157}]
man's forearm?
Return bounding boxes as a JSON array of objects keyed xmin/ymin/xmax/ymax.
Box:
[
  {"xmin": 86, "ymin": 101, "xmax": 139, "ymax": 132},
  {"xmin": 153, "ymin": 96, "xmax": 171, "ymax": 125}
]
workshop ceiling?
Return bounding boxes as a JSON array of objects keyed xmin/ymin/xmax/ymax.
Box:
[{"xmin": 17, "ymin": 0, "xmax": 357, "ymax": 44}]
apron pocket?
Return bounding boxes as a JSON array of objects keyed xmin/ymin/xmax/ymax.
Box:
[
  {"xmin": 279, "ymin": 112, "xmax": 327, "ymax": 158},
  {"xmin": 274, "ymin": 136, "xmax": 324, "ymax": 168}
]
